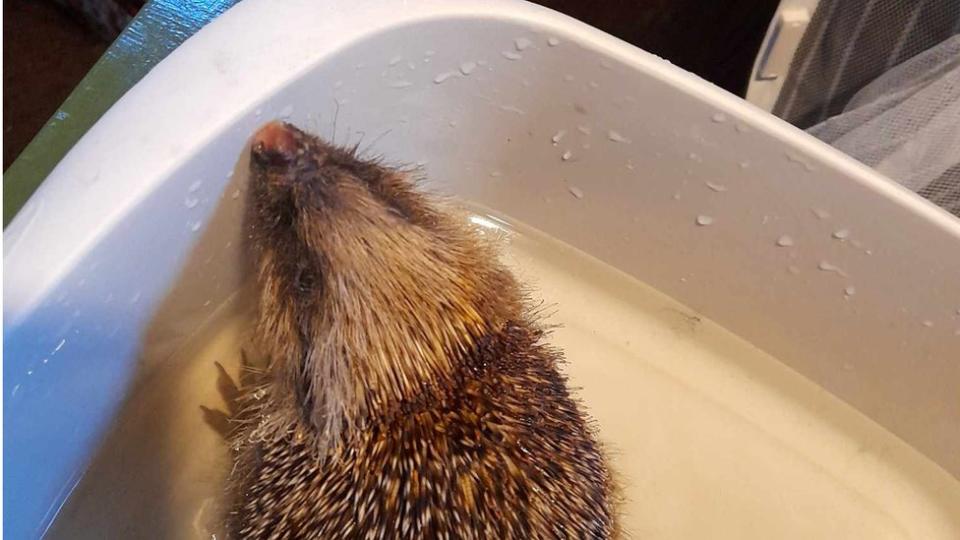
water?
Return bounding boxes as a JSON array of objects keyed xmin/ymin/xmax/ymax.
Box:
[
  {"xmin": 433, "ymin": 71, "xmax": 457, "ymax": 84},
  {"xmin": 513, "ymin": 37, "xmax": 532, "ymax": 51},
  {"xmin": 46, "ymin": 209, "xmax": 960, "ymax": 538}
]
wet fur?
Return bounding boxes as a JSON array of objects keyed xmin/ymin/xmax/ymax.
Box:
[{"xmin": 229, "ymin": 122, "xmax": 616, "ymax": 538}]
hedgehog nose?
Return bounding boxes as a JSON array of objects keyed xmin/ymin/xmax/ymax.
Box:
[{"xmin": 251, "ymin": 121, "xmax": 298, "ymax": 166}]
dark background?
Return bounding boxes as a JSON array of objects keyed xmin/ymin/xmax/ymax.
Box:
[{"xmin": 3, "ymin": 0, "xmax": 779, "ymax": 171}]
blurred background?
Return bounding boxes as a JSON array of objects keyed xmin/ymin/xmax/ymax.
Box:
[{"xmin": 3, "ymin": 0, "xmax": 780, "ymax": 171}]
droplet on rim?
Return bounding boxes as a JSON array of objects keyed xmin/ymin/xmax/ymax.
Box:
[
  {"xmin": 922, "ymin": 320, "xmax": 934, "ymax": 328},
  {"xmin": 776, "ymin": 235, "xmax": 794, "ymax": 247},
  {"xmin": 561, "ymin": 150, "xmax": 573, "ymax": 161},
  {"xmin": 547, "ymin": 37, "xmax": 561, "ymax": 47},
  {"xmin": 607, "ymin": 130, "xmax": 631, "ymax": 143},
  {"xmin": 551, "ymin": 130, "xmax": 567, "ymax": 145},
  {"xmin": 514, "ymin": 37, "xmax": 532, "ymax": 51},
  {"xmin": 844, "ymin": 286, "xmax": 856, "ymax": 297},
  {"xmin": 568, "ymin": 186, "xmax": 585, "ymax": 199},
  {"xmin": 188, "ymin": 180, "xmax": 203, "ymax": 193},
  {"xmin": 695, "ymin": 215, "xmax": 714, "ymax": 226},
  {"xmin": 832, "ymin": 229, "xmax": 850, "ymax": 240},
  {"xmin": 705, "ymin": 181, "xmax": 727, "ymax": 192},
  {"xmin": 501, "ymin": 51, "xmax": 522, "ymax": 61},
  {"xmin": 433, "ymin": 71, "xmax": 458, "ymax": 84},
  {"xmin": 459, "ymin": 61, "xmax": 477, "ymax": 75},
  {"xmin": 711, "ymin": 112, "xmax": 727, "ymax": 123},
  {"xmin": 818, "ymin": 261, "xmax": 847, "ymax": 276}
]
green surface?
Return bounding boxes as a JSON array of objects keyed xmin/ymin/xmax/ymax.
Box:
[{"xmin": 3, "ymin": 0, "xmax": 240, "ymax": 228}]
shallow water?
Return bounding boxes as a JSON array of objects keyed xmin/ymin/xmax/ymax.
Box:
[{"xmin": 47, "ymin": 207, "xmax": 960, "ymax": 539}]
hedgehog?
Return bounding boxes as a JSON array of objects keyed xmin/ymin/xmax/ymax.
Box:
[{"xmin": 221, "ymin": 121, "xmax": 616, "ymax": 539}]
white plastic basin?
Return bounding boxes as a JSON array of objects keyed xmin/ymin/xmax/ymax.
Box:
[{"xmin": 5, "ymin": 0, "xmax": 960, "ymax": 537}]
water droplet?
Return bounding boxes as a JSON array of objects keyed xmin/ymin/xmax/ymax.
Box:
[
  {"xmin": 388, "ymin": 55, "xmax": 402, "ymax": 66},
  {"xmin": 27, "ymin": 370, "xmax": 33, "ymax": 376},
  {"xmin": 54, "ymin": 338, "xmax": 66, "ymax": 353},
  {"xmin": 42, "ymin": 357, "xmax": 49, "ymax": 364},
  {"xmin": 776, "ymin": 235, "xmax": 794, "ymax": 247},
  {"xmin": 561, "ymin": 150, "xmax": 573, "ymax": 161},
  {"xmin": 568, "ymin": 186, "xmax": 584, "ymax": 199},
  {"xmin": 448, "ymin": 120, "xmax": 458, "ymax": 127},
  {"xmin": 501, "ymin": 51, "xmax": 522, "ymax": 61},
  {"xmin": 818, "ymin": 261, "xmax": 847, "ymax": 276},
  {"xmin": 695, "ymin": 215, "xmax": 714, "ymax": 226},
  {"xmin": 253, "ymin": 388, "xmax": 267, "ymax": 400},
  {"xmin": 389, "ymin": 80, "xmax": 414, "ymax": 89},
  {"xmin": 551, "ymin": 130, "xmax": 567, "ymax": 145},
  {"xmin": 577, "ymin": 125, "xmax": 592, "ymax": 136},
  {"xmin": 191, "ymin": 221, "xmax": 202, "ymax": 232},
  {"xmin": 922, "ymin": 320, "xmax": 934, "ymax": 328},
  {"xmin": 433, "ymin": 71, "xmax": 458, "ymax": 84},
  {"xmin": 498, "ymin": 104, "xmax": 525, "ymax": 115},
  {"xmin": 844, "ymin": 286, "xmax": 856, "ymax": 297},
  {"xmin": 673, "ymin": 192, "xmax": 682, "ymax": 201},
  {"xmin": 547, "ymin": 37, "xmax": 561, "ymax": 46},
  {"xmin": 232, "ymin": 189, "xmax": 241, "ymax": 199},
  {"xmin": 812, "ymin": 208, "xmax": 830, "ymax": 220},
  {"xmin": 607, "ymin": 130, "xmax": 631, "ymax": 143},
  {"xmin": 738, "ymin": 160, "xmax": 750, "ymax": 169},
  {"xmin": 459, "ymin": 61, "xmax": 477, "ymax": 75},
  {"xmin": 514, "ymin": 37, "xmax": 532, "ymax": 51},
  {"xmin": 563, "ymin": 74, "xmax": 574, "ymax": 82},
  {"xmin": 279, "ymin": 105, "xmax": 294, "ymax": 118},
  {"xmin": 832, "ymin": 229, "xmax": 850, "ymax": 240},
  {"xmin": 705, "ymin": 181, "xmax": 727, "ymax": 192},
  {"xmin": 786, "ymin": 152, "xmax": 815, "ymax": 171},
  {"xmin": 711, "ymin": 112, "xmax": 727, "ymax": 123},
  {"xmin": 184, "ymin": 196, "xmax": 199, "ymax": 209},
  {"xmin": 626, "ymin": 160, "xmax": 635, "ymax": 170},
  {"xmin": 407, "ymin": 61, "xmax": 416, "ymax": 70}
]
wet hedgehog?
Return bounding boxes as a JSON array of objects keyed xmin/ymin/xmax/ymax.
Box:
[{"xmin": 226, "ymin": 121, "xmax": 616, "ymax": 538}]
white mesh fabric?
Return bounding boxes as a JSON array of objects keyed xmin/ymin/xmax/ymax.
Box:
[
  {"xmin": 806, "ymin": 35, "xmax": 960, "ymax": 216},
  {"xmin": 770, "ymin": 0, "xmax": 960, "ymax": 217}
]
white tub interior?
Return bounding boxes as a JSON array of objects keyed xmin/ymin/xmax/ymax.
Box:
[{"xmin": 4, "ymin": 0, "xmax": 960, "ymax": 537}]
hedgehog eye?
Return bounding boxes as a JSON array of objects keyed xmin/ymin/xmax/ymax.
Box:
[{"xmin": 295, "ymin": 267, "xmax": 316, "ymax": 295}]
